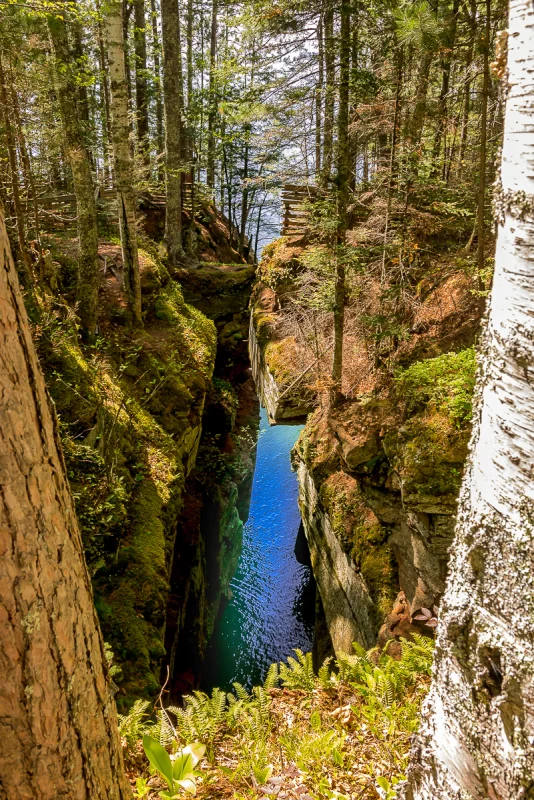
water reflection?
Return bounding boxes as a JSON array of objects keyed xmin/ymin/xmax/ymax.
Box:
[{"xmin": 202, "ymin": 408, "xmax": 314, "ymax": 691}]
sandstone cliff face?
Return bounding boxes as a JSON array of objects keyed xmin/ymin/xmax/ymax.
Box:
[{"xmin": 251, "ymin": 229, "xmax": 483, "ymax": 657}]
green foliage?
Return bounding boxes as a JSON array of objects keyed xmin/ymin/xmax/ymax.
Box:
[
  {"xmin": 118, "ymin": 699, "xmax": 152, "ymax": 748},
  {"xmin": 143, "ymin": 736, "xmax": 206, "ymax": 797},
  {"xmin": 279, "ymin": 649, "xmax": 316, "ymax": 690},
  {"xmin": 394, "ymin": 1, "xmax": 442, "ymax": 50},
  {"xmin": 395, "ymin": 348, "xmax": 476, "ymax": 427},
  {"xmin": 128, "ymin": 641, "xmax": 433, "ymax": 798}
]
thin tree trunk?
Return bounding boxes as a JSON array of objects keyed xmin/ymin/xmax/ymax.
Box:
[
  {"xmin": 150, "ymin": 0, "xmax": 165, "ymax": 181},
  {"xmin": 239, "ymin": 127, "xmax": 250, "ymax": 255},
  {"xmin": 321, "ymin": 5, "xmax": 335, "ymax": 187},
  {"xmin": 458, "ymin": 0, "xmax": 476, "ymax": 170},
  {"xmin": 0, "ymin": 205, "xmax": 132, "ymax": 800},
  {"xmin": 96, "ymin": 0, "xmax": 113, "ymax": 184},
  {"xmin": 206, "ymin": 0, "xmax": 218, "ymax": 190},
  {"xmin": 48, "ymin": 8, "xmax": 100, "ymax": 341},
  {"xmin": 331, "ymin": 0, "xmax": 350, "ymax": 402},
  {"xmin": 405, "ymin": 49, "xmax": 433, "ymax": 147},
  {"xmin": 122, "ymin": 0, "xmax": 134, "ymax": 115},
  {"xmin": 133, "ymin": 0, "xmax": 151, "ymax": 167},
  {"xmin": 161, "ymin": 0, "xmax": 185, "ymax": 264},
  {"xmin": 402, "ymin": 4, "xmax": 534, "ymax": 796},
  {"xmin": 104, "ymin": 0, "xmax": 143, "ymax": 325},
  {"xmin": 7, "ymin": 61, "xmax": 42, "ymax": 263},
  {"xmin": 315, "ymin": 16, "xmax": 323, "ymax": 179},
  {"xmin": 186, "ymin": 0, "xmax": 193, "ymax": 114},
  {"xmin": 381, "ymin": 48, "xmax": 403, "ymax": 282},
  {"xmin": 432, "ymin": 0, "xmax": 460, "ymax": 167},
  {"xmin": 0, "ymin": 52, "xmax": 32, "ymax": 285},
  {"xmin": 476, "ymin": 0, "xmax": 491, "ymax": 288}
]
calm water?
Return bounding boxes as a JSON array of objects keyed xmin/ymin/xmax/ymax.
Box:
[{"xmin": 202, "ymin": 408, "xmax": 315, "ymax": 691}]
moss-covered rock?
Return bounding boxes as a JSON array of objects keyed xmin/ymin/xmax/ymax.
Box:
[{"xmin": 33, "ymin": 274, "xmax": 217, "ymax": 705}]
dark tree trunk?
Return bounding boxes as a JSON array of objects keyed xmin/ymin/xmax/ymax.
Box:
[
  {"xmin": 133, "ymin": 0, "xmax": 151, "ymax": 167},
  {"xmin": 206, "ymin": 0, "xmax": 218, "ymax": 189},
  {"xmin": 161, "ymin": 0, "xmax": 185, "ymax": 264},
  {"xmin": 150, "ymin": 0, "xmax": 165, "ymax": 181},
  {"xmin": 321, "ymin": 5, "xmax": 335, "ymax": 187},
  {"xmin": 331, "ymin": 0, "xmax": 351, "ymax": 402}
]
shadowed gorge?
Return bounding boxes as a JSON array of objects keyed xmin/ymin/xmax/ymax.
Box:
[{"xmin": 3, "ymin": 0, "xmax": 532, "ymax": 795}]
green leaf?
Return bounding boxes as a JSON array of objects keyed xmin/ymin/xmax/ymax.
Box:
[
  {"xmin": 176, "ymin": 777, "xmax": 197, "ymax": 794},
  {"xmin": 252, "ymin": 764, "xmax": 273, "ymax": 785},
  {"xmin": 331, "ymin": 747, "xmax": 344, "ymax": 766},
  {"xmin": 143, "ymin": 735, "xmax": 174, "ymax": 791},
  {"xmin": 182, "ymin": 742, "xmax": 206, "ymax": 767},
  {"xmin": 310, "ymin": 709, "xmax": 322, "ymax": 731}
]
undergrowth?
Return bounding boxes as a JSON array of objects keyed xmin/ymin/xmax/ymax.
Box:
[
  {"xmin": 395, "ymin": 347, "xmax": 476, "ymax": 428},
  {"xmin": 120, "ymin": 636, "xmax": 434, "ymax": 800}
]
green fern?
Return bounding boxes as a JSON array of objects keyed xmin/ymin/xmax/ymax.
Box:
[
  {"xmin": 263, "ymin": 662, "xmax": 279, "ymax": 690},
  {"xmin": 280, "ymin": 649, "xmax": 316, "ymax": 690},
  {"xmin": 117, "ymin": 699, "xmax": 152, "ymax": 748}
]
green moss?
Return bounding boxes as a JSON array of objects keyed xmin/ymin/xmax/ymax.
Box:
[
  {"xmin": 385, "ymin": 412, "xmax": 468, "ymax": 497},
  {"xmin": 320, "ymin": 473, "xmax": 396, "ymax": 630},
  {"xmin": 257, "ymin": 237, "xmax": 301, "ymax": 291},
  {"xmin": 32, "ymin": 278, "xmax": 217, "ymax": 703},
  {"xmin": 395, "ymin": 347, "xmax": 476, "ymax": 428},
  {"xmin": 265, "ymin": 337, "xmax": 300, "ymax": 385}
]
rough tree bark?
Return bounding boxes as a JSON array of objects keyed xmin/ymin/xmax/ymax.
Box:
[
  {"xmin": 104, "ymin": 0, "xmax": 143, "ymax": 325},
  {"xmin": 0, "ymin": 206, "xmax": 132, "ymax": 799},
  {"xmin": 48, "ymin": 8, "xmax": 100, "ymax": 341},
  {"xmin": 402, "ymin": 4, "xmax": 534, "ymax": 798},
  {"xmin": 161, "ymin": 0, "xmax": 185, "ymax": 265}
]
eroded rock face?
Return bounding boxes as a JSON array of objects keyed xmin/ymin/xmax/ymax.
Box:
[
  {"xmin": 249, "ymin": 286, "xmax": 317, "ymax": 422},
  {"xmin": 295, "ymin": 458, "xmax": 377, "ymax": 652},
  {"xmin": 291, "ymin": 396, "xmax": 467, "ymax": 655}
]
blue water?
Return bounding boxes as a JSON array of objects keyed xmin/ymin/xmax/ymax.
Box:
[{"xmin": 202, "ymin": 408, "xmax": 315, "ymax": 690}]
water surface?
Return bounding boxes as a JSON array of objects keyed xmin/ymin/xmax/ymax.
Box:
[{"xmin": 202, "ymin": 408, "xmax": 314, "ymax": 690}]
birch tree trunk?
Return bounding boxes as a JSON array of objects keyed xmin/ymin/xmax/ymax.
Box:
[
  {"xmin": 0, "ymin": 205, "xmax": 132, "ymax": 800},
  {"xmin": 402, "ymin": 5, "xmax": 534, "ymax": 797},
  {"xmin": 48, "ymin": 8, "xmax": 100, "ymax": 341},
  {"xmin": 104, "ymin": 0, "xmax": 143, "ymax": 325}
]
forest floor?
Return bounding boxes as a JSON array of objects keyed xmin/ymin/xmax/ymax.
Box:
[{"xmin": 121, "ymin": 639, "xmax": 433, "ymax": 800}]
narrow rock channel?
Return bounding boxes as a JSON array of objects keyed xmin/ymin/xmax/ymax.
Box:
[{"xmin": 201, "ymin": 407, "xmax": 315, "ymax": 691}]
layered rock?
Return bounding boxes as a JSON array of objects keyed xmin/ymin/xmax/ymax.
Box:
[{"xmin": 250, "ymin": 284, "xmax": 317, "ymax": 422}]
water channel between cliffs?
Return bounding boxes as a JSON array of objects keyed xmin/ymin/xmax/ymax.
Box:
[{"xmin": 202, "ymin": 407, "xmax": 315, "ymax": 691}]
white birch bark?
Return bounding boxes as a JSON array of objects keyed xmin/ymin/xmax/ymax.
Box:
[
  {"xmin": 103, "ymin": 0, "xmax": 142, "ymax": 326},
  {"xmin": 402, "ymin": 4, "xmax": 534, "ymax": 798}
]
